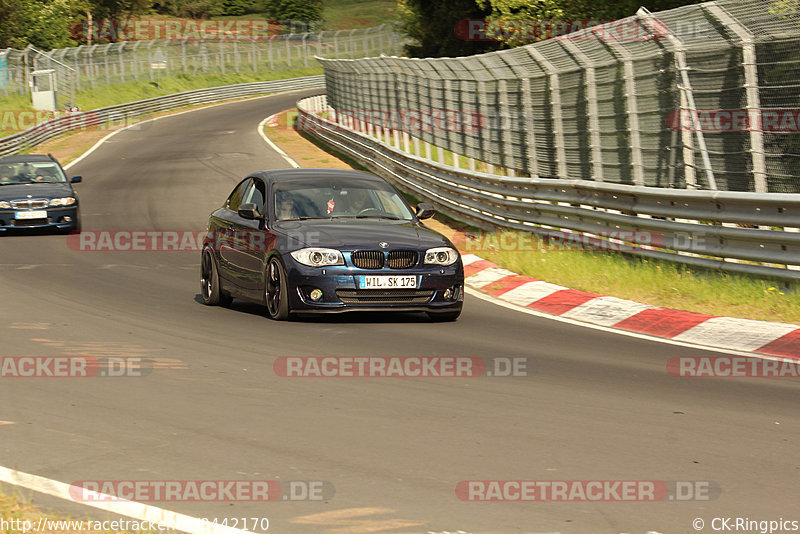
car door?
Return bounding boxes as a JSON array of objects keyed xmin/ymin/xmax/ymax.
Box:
[
  {"xmin": 216, "ymin": 178, "xmax": 250, "ymax": 291},
  {"xmin": 229, "ymin": 178, "xmax": 276, "ymax": 295}
]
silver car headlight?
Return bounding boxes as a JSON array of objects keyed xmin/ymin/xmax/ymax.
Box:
[
  {"xmin": 424, "ymin": 246, "xmax": 459, "ymax": 266},
  {"xmin": 49, "ymin": 197, "xmax": 76, "ymax": 207},
  {"xmin": 0, "ymin": 201, "xmax": 10, "ymax": 209},
  {"xmin": 290, "ymin": 247, "xmax": 344, "ymax": 267}
]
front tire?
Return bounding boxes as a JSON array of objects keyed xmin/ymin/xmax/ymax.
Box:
[
  {"xmin": 266, "ymin": 256, "xmax": 290, "ymax": 320},
  {"xmin": 201, "ymin": 248, "xmax": 232, "ymax": 307}
]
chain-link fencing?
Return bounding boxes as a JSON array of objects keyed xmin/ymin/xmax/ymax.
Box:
[
  {"xmin": 0, "ymin": 24, "xmax": 401, "ymax": 106},
  {"xmin": 319, "ymin": 0, "xmax": 800, "ymax": 193}
]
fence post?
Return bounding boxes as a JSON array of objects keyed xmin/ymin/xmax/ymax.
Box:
[
  {"xmin": 636, "ymin": 8, "xmax": 715, "ymax": 190},
  {"xmin": 596, "ymin": 31, "xmax": 645, "ymax": 186},
  {"xmin": 526, "ymin": 47, "xmax": 568, "ymax": 179},
  {"xmin": 703, "ymin": 4, "xmax": 767, "ymax": 193},
  {"xmin": 559, "ymin": 38, "xmax": 604, "ymax": 182},
  {"xmin": 118, "ymin": 42, "xmax": 126, "ymax": 83}
]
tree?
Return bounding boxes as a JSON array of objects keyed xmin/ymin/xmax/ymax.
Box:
[
  {"xmin": 222, "ymin": 0, "xmax": 266, "ymax": 16},
  {"xmin": 151, "ymin": 0, "xmax": 224, "ymax": 19},
  {"xmin": 399, "ymin": 0, "xmax": 503, "ymax": 58},
  {"xmin": 475, "ymin": 0, "xmax": 708, "ymax": 46},
  {"xmin": 0, "ymin": 0, "xmax": 79, "ymax": 49},
  {"xmin": 264, "ymin": 0, "xmax": 322, "ymax": 23}
]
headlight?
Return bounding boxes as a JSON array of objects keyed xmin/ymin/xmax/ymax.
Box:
[
  {"xmin": 0, "ymin": 201, "xmax": 10, "ymax": 209},
  {"xmin": 49, "ymin": 197, "xmax": 76, "ymax": 207},
  {"xmin": 290, "ymin": 247, "xmax": 344, "ymax": 267},
  {"xmin": 424, "ymin": 246, "xmax": 459, "ymax": 266}
]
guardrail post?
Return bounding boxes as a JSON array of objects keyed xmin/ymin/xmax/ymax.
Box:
[
  {"xmin": 526, "ymin": 47, "xmax": 568, "ymax": 179},
  {"xmin": 703, "ymin": 4, "xmax": 767, "ymax": 193}
]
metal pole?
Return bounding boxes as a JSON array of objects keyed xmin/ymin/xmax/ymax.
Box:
[
  {"xmin": 703, "ymin": 4, "xmax": 767, "ymax": 192},
  {"xmin": 526, "ymin": 47, "xmax": 568, "ymax": 179},
  {"xmin": 637, "ymin": 8, "xmax": 716, "ymax": 189},
  {"xmin": 596, "ymin": 29, "xmax": 645, "ymax": 186},
  {"xmin": 559, "ymin": 38, "xmax": 604, "ymax": 181}
]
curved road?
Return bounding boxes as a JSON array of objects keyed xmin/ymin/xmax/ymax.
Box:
[{"xmin": 1, "ymin": 90, "xmax": 798, "ymax": 534}]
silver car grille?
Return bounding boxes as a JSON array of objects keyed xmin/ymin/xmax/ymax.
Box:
[{"xmin": 10, "ymin": 199, "xmax": 48, "ymax": 209}]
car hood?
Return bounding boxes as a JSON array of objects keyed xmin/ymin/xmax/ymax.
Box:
[
  {"xmin": 0, "ymin": 183, "xmax": 74, "ymax": 200},
  {"xmin": 274, "ymin": 219, "xmax": 452, "ymax": 250}
]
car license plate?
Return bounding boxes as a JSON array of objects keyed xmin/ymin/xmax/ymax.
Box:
[
  {"xmin": 358, "ymin": 275, "xmax": 418, "ymax": 289},
  {"xmin": 15, "ymin": 210, "xmax": 47, "ymax": 220}
]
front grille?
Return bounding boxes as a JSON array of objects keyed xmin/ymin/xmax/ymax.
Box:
[
  {"xmin": 336, "ymin": 289, "xmax": 435, "ymax": 305},
  {"xmin": 388, "ymin": 250, "xmax": 418, "ymax": 269},
  {"xmin": 11, "ymin": 199, "xmax": 48, "ymax": 209},
  {"xmin": 351, "ymin": 250, "xmax": 384, "ymax": 269},
  {"xmin": 12, "ymin": 218, "xmax": 49, "ymax": 226}
]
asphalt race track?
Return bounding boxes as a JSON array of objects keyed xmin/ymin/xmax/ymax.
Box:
[{"xmin": 1, "ymin": 90, "xmax": 799, "ymax": 534}]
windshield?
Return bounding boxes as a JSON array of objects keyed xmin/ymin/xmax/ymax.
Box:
[
  {"xmin": 0, "ymin": 162, "xmax": 68, "ymax": 184},
  {"xmin": 273, "ymin": 178, "xmax": 415, "ymax": 221}
]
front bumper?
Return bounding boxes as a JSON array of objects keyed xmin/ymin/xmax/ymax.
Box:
[
  {"xmin": 0, "ymin": 207, "xmax": 79, "ymax": 232},
  {"xmin": 283, "ymin": 255, "xmax": 464, "ymax": 313}
]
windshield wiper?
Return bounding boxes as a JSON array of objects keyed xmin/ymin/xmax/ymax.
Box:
[
  {"xmin": 355, "ymin": 214, "xmax": 402, "ymax": 220},
  {"xmin": 279, "ymin": 216, "xmax": 329, "ymax": 221}
]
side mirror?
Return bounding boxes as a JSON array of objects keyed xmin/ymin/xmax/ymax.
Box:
[
  {"xmin": 416, "ymin": 202, "xmax": 435, "ymax": 220},
  {"xmin": 71, "ymin": 176, "xmax": 82, "ymax": 183},
  {"xmin": 238, "ymin": 203, "xmax": 261, "ymax": 220}
]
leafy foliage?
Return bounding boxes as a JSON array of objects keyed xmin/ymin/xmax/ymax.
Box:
[
  {"xmin": 264, "ymin": 0, "xmax": 323, "ymax": 22},
  {"xmin": 399, "ymin": 0, "xmax": 503, "ymax": 57},
  {"xmin": 151, "ymin": 0, "xmax": 224, "ymax": 19}
]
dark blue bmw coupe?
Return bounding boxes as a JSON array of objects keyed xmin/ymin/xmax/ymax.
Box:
[{"xmin": 201, "ymin": 168, "xmax": 464, "ymax": 321}]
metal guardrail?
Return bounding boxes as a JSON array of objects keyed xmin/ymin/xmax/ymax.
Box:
[
  {"xmin": 297, "ymin": 94, "xmax": 800, "ymax": 281},
  {"xmin": 318, "ymin": 0, "xmax": 800, "ymax": 194},
  {"xmin": 0, "ymin": 75, "xmax": 324, "ymax": 158}
]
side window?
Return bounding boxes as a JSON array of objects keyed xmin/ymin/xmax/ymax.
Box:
[
  {"xmin": 242, "ymin": 179, "xmax": 265, "ymax": 215},
  {"xmin": 226, "ymin": 179, "xmax": 251, "ymax": 211}
]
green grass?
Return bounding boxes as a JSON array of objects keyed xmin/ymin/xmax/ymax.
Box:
[
  {"xmin": 323, "ymin": 0, "xmax": 398, "ymax": 29},
  {"xmin": 211, "ymin": 1, "xmax": 399, "ymax": 29},
  {"xmin": 0, "ymin": 67, "xmax": 323, "ymax": 137},
  {"xmin": 466, "ymin": 230, "xmax": 800, "ymax": 324},
  {"xmin": 0, "ymin": 491, "xmax": 160, "ymax": 534}
]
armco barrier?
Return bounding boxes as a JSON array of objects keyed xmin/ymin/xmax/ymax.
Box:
[
  {"xmin": 296, "ymin": 94, "xmax": 800, "ymax": 281},
  {"xmin": 0, "ymin": 75, "xmax": 324, "ymax": 158}
]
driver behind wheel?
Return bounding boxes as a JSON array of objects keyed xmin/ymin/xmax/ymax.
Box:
[{"xmin": 345, "ymin": 188, "xmax": 374, "ymax": 214}]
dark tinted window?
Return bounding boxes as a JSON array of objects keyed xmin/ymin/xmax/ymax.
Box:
[
  {"xmin": 226, "ymin": 179, "xmax": 251, "ymax": 211},
  {"xmin": 242, "ymin": 179, "xmax": 265, "ymax": 216}
]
